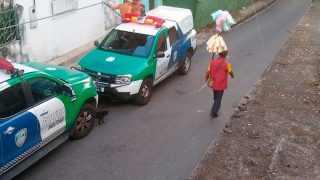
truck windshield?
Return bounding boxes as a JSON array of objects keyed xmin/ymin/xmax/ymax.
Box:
[{"xmin": 99, "ymin": 29, "xmax": 155, "ymax": 58}]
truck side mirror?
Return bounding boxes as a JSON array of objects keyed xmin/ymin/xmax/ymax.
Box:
[
  {"xmin": 57, "ymin": 84, "xmax": 77, "ymax": 102},
  {"xmin": 94, "ymin": 40, "xmax": 100, "ymax": 47},
  {"xmin": 154, "ymin": 51, "xmax": 165, "ymax": 58}
]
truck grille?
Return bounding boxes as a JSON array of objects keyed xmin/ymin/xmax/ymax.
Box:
[{"xmin": 83, "ymin": 69, "xmax": 116, "ymax": 84}]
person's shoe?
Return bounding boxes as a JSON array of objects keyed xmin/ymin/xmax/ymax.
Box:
[{"xmin": 211, "ymin": 112, "xmax": 218, "ymax": 118}]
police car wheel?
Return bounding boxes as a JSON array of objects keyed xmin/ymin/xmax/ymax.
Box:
[
  {"xmin": 134, "ymin": 78, "xmax": 153, "ymax": 106},
  {"xmin": 178, "ymin": 52, "xmax": 192, "ymax": 75},
  {"xmin": 70, "ymin": 104, "xmax": 95, "ymax": 139}
]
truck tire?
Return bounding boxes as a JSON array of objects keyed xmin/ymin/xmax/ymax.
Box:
[
  {"xmin": 178, "ymin": 52, "xmax": 192, "ymax": 75},
  {"xmin": 134, "ymin": 78, "xmax": 153, "ymax": 106},
  {"xmin": 70, "ymin": 104, "xmax": 95, "ymax": 139}
]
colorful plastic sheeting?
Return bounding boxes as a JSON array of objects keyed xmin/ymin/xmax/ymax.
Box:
[{"xmin": 211, "ymin": 10, "xmax": 235, "ymax": 32}]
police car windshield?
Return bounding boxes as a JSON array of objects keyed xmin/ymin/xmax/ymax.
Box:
[{"xmin": 99, "ymin": 29, "xmax": 155, "ymax": 58}]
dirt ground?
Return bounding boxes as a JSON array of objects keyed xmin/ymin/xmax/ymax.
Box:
[{"xmin": 190, "ymin": 1, "xmax": 320, "ymax": 180}]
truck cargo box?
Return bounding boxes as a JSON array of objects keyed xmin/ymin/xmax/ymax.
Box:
[{"xmin": 147, "ymin": 6, "xmax": 194, "ymax": 35}]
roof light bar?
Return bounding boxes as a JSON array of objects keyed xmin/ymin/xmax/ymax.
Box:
[
  {"xmin": 144, "ymin": 16, "xmax": 165, "ymax": 28},
  {"xmin": 0, "ymin": 58, "xmax": 24, "ymax": 77},
  {"xmin": 122, "ymin": 14, "xmax": 165, "ymax": 28},
  {"xmin": 0, "ymin": 57, "xmax": 14, "ymax": 72},
  {"xmin": 123, "ymin": 13, "xmax": 140, "ymax": 23}
]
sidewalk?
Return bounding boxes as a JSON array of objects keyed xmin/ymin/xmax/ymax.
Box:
[
  {"xmin": 49, "ymin": 0, "xmax": 277, "ymax": 67},
  {"xmin": 190, "ymin": 0, "xmax": 320, "ymax": 179}
]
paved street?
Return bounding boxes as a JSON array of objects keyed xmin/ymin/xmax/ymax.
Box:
[{"xmin": 16, "ymin": 0, "xmax": 311, "ymax": 179}]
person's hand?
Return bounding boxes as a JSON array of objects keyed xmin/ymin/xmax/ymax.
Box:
[
  {"xmin": 205, "ymin": 73, "xmax": 209, "ymax": 82},
  {"xmin": 230, "ymin": 71, "xmax": 235, "ymax": 78}
]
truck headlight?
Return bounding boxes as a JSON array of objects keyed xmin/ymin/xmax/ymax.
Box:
[{"xmin": 116, "ymin": 74, "xmax": 132, "ymax": 84}]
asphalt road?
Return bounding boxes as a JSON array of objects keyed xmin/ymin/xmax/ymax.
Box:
[{"xmin": 16, "ymin": 0, "xmax": 311, "ymax": 179}]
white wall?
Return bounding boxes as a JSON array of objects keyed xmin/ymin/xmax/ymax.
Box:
[{"xmin": 15, "ymin": 0, "xmax": 114, "ymax": 62}]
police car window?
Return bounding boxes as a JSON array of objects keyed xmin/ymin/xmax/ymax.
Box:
[
  {"xmin": 99, "ymin": 29, "xmax": 155, "ymax": 58},
  {"xmin": 27, "ymin": 78, "xmax": 58, "ymax": 104},
  {"xmin": 168, "ymin": 27, "xmax": 179, "ymax": 45},
  {"xmin": 0, "ymin": 84, "xmax": 28, "ymax": 118},
  {"xmin": 156, "ymin": 33, "xmax": 167, "ymax": 52}
]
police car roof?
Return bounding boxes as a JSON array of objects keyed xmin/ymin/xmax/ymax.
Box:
[
  {"xmin": 0, "ymin": 62, "xmax": 38, "ymax": 84},
  {"xmin": 147, "ymin": 6, "xmax": 193, "ymax": 35},
  {"xmin": 116, "ymin": 19, "xmax": 178, "ymax": 36},
  {"xmin": 116, "ymin": 22, "xmax": 160, "ymax": 36}
]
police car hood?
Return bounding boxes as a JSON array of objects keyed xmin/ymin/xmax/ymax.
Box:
[
  {"xmin": 78, "ymin": 49, "xmax": 147, "ymax": 75},
  {"xmin": 24, "ymin": 62, "xmax": 90, "ymax": 84}
]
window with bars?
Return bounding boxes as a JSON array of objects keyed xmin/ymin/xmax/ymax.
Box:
[
  {"xmin": 51, "ymin": 0, "xmax": 78, "ymax": 15},
  {"xmin": 0, "ymin": 6, "xmax": 19, "ymax": 46}
]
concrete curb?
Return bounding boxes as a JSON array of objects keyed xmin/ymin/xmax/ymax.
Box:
[
  {"xmin": 49, "ymin": 28, "xmax": 114, "ymax": 66},
  {"xmin": 49, "ymin": 43, "xmax": 94, "ymax": 66}
]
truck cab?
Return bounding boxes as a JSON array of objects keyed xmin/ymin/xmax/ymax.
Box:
[{"xmin": 78, "ymin": 6, "xmax": 197, "ymax": 105}]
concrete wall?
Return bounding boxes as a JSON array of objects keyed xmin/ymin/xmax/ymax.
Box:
[
  {"xmin": 15, "ymin": 0, "xmax": 118, "ymax": 62},
  {"xmin": 163, "ymin": 0, "xmax": 252, "ymax": 28}
]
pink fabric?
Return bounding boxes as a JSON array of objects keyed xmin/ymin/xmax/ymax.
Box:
[{"xmin": 216, "ymin": 12, "xmax": 227, "ymax": 32}]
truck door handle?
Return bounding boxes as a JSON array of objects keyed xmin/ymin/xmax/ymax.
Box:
[
  {"xmin": 4, "ymin": 127, "xmax": 15, "ymax": 135},
  {"xmin": 40, "ymin": 110, "xmax": 49, "ymax": 116},
  {"xmin": 166, "ymin": 55, "xmax": 170, "ymax": 58}
]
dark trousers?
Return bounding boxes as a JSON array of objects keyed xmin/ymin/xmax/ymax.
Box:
[{"xmin": 211, "ymin": 90, "xmax": 224, "ymax": 114}]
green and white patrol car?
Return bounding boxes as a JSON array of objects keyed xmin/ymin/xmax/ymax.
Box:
[
  {"xmin": 0, "ymin": 58, "xmax": 98, "ymax": 178},
  {"xmin": 77, "ymin": 6, "xmax": 197, "ymax": 105}
]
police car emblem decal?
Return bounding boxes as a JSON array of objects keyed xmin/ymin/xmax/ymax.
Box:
[
  {"xmin": 106, "ymin": 57, "xmax": 115, "ymax": 62},
  {"xmin": 46, "ymin": 67, "xmax": 56, "ymax": 71},
  {"xmin": 15, "ymin": 128, "xmax": 27, "ymax": 147}
]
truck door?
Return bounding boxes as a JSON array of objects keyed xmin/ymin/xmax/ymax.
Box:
[
  {"xmin": 155, "ymin": 32, "xmax": 171, "ymax": 80},
  {"xmin": 167, "ymin": 26, "xmax": 182, "ymax": 70},
  {"xmin": 25, "ymin": 77, "xmax": 67, "ymax": 142},
  {"xmin": 0, "ymin": 83, "xmax": 40, "ymax": 172}
]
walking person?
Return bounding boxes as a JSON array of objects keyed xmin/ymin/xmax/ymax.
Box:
[{"xmin": 205, "ymin": 51, "xmax": 234, "ymax": 118}]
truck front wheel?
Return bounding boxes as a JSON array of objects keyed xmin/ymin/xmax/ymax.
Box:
[
  {"xmin": 134, "ymin": 78, "xmax": 153, "ymax": 106},
  {"xmin": 178, "ymin": 52, "xmax": 192, "ymax": 75},
  {"xmin": 70, "ymin": 104, "xmax": 95, "ymax": 139}
]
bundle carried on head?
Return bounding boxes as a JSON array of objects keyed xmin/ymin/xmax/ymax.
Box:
[
  {"xmin": 211, "ymin": 10, "xmax": 235, "ymax": 33},
  {"xmin": 206, "ymin": 34, "xmax": 227, "ymax": 54}
]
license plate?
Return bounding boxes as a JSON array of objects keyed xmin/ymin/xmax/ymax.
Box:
[
  {"xmin": 98, "ymin": 87, "xmax": 105, "ymax": 92},
  {"xmin": 94, "ymin": 81, "xmax": 105, "ymax": 92}
]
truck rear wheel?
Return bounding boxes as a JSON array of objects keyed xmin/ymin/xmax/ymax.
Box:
[
  {"xmin": 178, "ymin": 52, "xmax": 192, "ymax": 75},
  {"xmin": 134, "ymin": 78, "xmax": 153, "ymax": 106},
  {"xmin": 70, "ymin": 104, "xmax": 95, "ymax": 139}
]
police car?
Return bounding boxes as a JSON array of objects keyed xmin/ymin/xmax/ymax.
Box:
[
  {"xmin": 0, "ymin": 58, "xmax": 98, "ymax": 179},
  {"xmin": 77, "ymin": 6, "xmax": 197, "ymax": 105}
]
